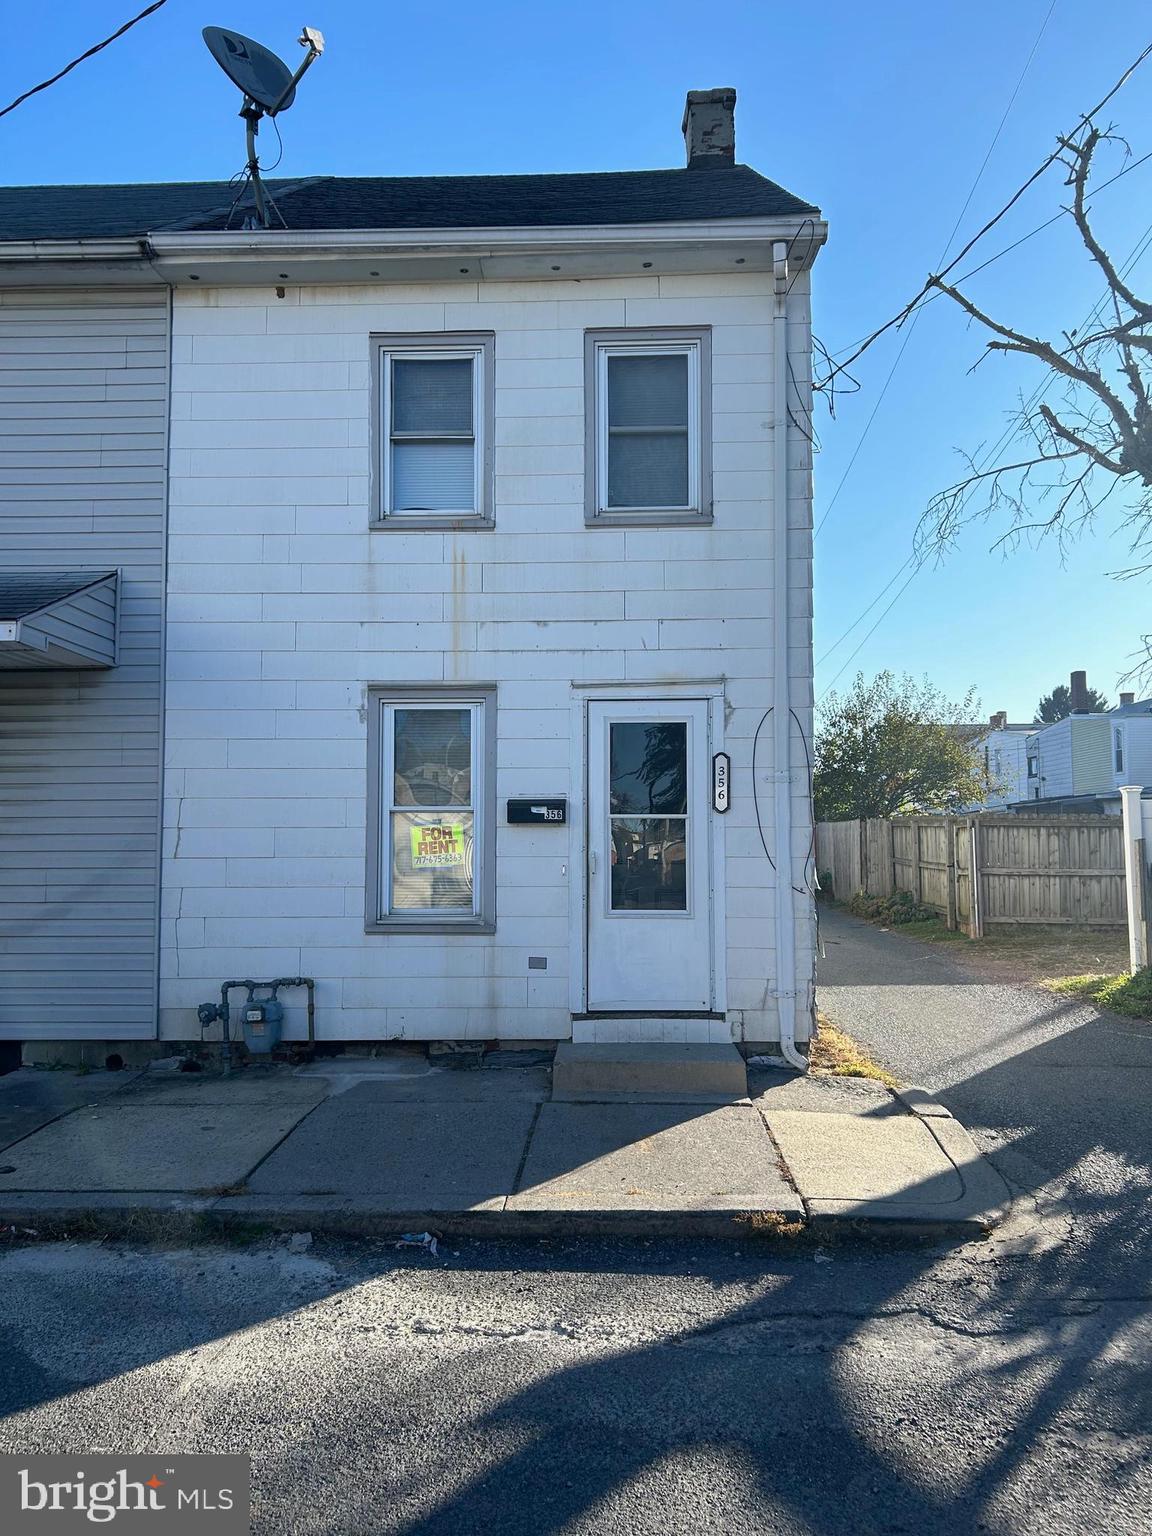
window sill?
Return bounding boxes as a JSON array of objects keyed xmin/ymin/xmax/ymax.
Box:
[
  {"xmin": 370, "ymin": 515, "xmax": 494, "ymax": 533},
  {"xmin": 365, "ymin": 918, "xmax": 496, "ymax": 936},
  {"xmin": 585, "ymin": 510, "xmax": 714, "ymax": 528}
]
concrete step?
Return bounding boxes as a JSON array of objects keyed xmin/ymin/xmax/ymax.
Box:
[{"xmin": 552, "ymin": 1042, "xmax": 748, "ymax": 1103}]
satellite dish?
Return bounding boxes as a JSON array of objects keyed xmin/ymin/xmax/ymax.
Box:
[
  {"xmin": 201, "ymin": 25, "xmax": 325, "ymax": 229},
  {"xmin": 202, "ymin": 27, "xmax": 297, "ymax": 115}
]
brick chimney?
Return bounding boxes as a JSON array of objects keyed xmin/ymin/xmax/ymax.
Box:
[
  {"xmin": 1069, "ymin": 670, "xmax": 1090, "ymax": 713},
  {"xmin": 989, "ymin": 711, "xmax": 1008, "ymax": 730},
  {"xmin": 1120, "ymin": 692, "xmax": 1135, "ymax": 706},
  {"xmin": 682, "ymin": 88, "xmax": 737, "ymax": 168}
]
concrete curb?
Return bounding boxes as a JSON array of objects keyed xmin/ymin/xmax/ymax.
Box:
[
  {"xmin": 0, "ymin": 1193, "xmax": 799, "ymax": 1242},
  {"xmin": 893, "ymin": 1085, "xmax": 955, "ymax": 1119},
  {"xmin": 0, "ymin": 1190, "xmax": 997, "ymax": 1244}
]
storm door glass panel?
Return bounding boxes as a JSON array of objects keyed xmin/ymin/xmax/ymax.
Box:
[
  {"xmin": 389, "ymin": 356, "xmax": 476, "ymax": 512},
  {"xmin": 606, "ymin": 352, "xmax": 690, "ymax": 508},
  {"xmin": 389, "ymin": 706, "xmax": 475, "ymax": 912},
  {"xmin": 608, "ymin": 721, "xmax": 688, "ymax": 911}
]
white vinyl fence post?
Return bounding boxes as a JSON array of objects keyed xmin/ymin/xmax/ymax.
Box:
[{"xmin": 1120, "ymin": 785, "xmax": 1148, "ymax": 973}]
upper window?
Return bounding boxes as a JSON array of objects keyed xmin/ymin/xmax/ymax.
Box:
[
  {"xmin": 1115, "ymin": 726, "xmax": 1125, "ymax": 774},
  {"xmin": 585, "ymin": 329, "xmax": 711, "ymax": 524},
  {"xmin": 366, "ymin": 687, "xmax": 496, "ymax": 933},
  {"xmin": 373, "ymin": 334, "xmax": 494, "ymax": 528}
]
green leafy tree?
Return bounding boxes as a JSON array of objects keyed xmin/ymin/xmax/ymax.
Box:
[
  {"xmin": 1035, "ymin": 682, "xmax": 1109, "ymax": 723},
  {"xmin": 814, "ymin": 672, "xmax": 988, "ymax": 822}
]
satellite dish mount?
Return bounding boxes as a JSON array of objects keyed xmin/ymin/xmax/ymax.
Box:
[{"xmin": 202, "ymin": 25, "xmax": 325, "ymax": 229}]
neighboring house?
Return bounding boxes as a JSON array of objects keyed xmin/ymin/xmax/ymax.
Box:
[
  {"xmin": 962, "ymin": 711, "xmax": 1035, "ymax": 809},
  {"xmin": 1107, "ymin": 692, "xmax": 1152, "ymax": 792},
  {"xmin": 1021, "ymin": 714, "xmax": 1113, "ymax": 807},
  {"xmin": 0, "ymin": 89, "xmax": 826, "ymax": 1059},
  {"xmin": 0, "ymin": 289, "xmax": 170, "ymax": 1042},
  {"xmin": 1008, "ymin": 671, "xmax": 1149, "ymax": 815}
]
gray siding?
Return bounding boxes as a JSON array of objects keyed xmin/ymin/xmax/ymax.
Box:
[{"xmin": 0, "ymin": 290, "xmax": 167, "ymax": 1039}]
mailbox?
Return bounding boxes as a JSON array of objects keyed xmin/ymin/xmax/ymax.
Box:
[{"xmin": 507, "ymin": 798, "xmax": 567, "ymax": 825}]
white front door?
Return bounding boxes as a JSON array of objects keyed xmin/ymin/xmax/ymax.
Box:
[{"xmin": 586, "ymin": 699, "xmax": 713, "ymax": 1011}]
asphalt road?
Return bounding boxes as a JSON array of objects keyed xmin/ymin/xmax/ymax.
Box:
[
  {"xmin": 818, "ymin": 905, "xmax": 1152, "ymax": 1279},
  {"xmin": 0, "ymin": 1228, "xmax": 1149, "ymax": 1535},
  {"xmin": 0, "ymin": 917, "xmax": 1148, "ymax": 1535}
]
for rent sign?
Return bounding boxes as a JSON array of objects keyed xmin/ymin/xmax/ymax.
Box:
[{"xmin": 410, "ymin": 823, "xmax": 466, "ymax": 869}]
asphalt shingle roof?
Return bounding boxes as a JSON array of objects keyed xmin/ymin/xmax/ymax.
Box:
[
  {"xmin": 0, "ymin": 571, "xmax": 115, "ymax": 621},
  {"xmin": 0, "ymin": 166, "xmax": 818, "ymax": 241}
]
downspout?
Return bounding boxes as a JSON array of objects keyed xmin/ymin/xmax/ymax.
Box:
[{"xmin": 772, "ymin": 240, "xmax": 807, "ymax": 1071}]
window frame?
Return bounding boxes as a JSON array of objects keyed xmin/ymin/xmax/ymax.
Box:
[
  {"xmin": 371, "ymin": 332, "xmax": 495, "ymax": 530},
  {"xmin": 584, "ymin": 327, "xmax": 712, "ymax": 526},
  {"xmin": 1115, "ymin": 725, "xmax": 1125, "ymax": 774},
  {"xmin": 365, "ymin": 684, "xmax": 497, "ymax": 934}
]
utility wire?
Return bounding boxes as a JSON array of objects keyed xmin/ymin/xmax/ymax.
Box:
[
  {"xmin": 817, "ymin": 39, "xmax": 1152, "ymax": 394},
  {"xmin": 816, "ymin": 218, "xmax": 1152, "ymax": 701},
  {"xmin": 824, "ymin": 144, "xmax": 1152, "ymax": 362},
  {"xmin": 0, "ymin": 1, "xmax": 168, "ymax": 122},
  {"xmin": 814, "ymin": 0, "xmax": 1057, "ymax": 539}
]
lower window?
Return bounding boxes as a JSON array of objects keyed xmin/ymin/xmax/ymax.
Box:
[{"xmin": 368, "ymin": 688, "xmax": 495, "ymax": 931}]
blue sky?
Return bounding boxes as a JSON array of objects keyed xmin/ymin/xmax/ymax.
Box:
[{"xmin": 5, "ymin": 1, "xmax": 1151, "ymax": 721}]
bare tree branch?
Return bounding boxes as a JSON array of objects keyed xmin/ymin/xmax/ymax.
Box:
[
  {"xmin": 930, "ymin": 277, "xmax": 1139, "ymax": 456},
  {"xmin": 1038, "ymin": 403, "xmax": 1127, "ymax": 475},
  {"xmin": 1063, "ymin": 127, "xmax": 1152, "ymax": 319}
]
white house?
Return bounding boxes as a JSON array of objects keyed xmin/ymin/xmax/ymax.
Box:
[
  {"xmin": 964, "ymin": 711, "xmax": 1035, "ymax": 809},
  {"xmin": 1022, "ymin": 715, "xmax": 1111, "ymax": 806},
  {"xmin": 0, "ymin": 89, "xmax": 825, "ymax": 1063},
  {"xmin": 1107, "ymin": 693, "xmax": 1152, "ymax": 794}
]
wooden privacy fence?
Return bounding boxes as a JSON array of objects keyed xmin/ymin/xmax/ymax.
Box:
[{"xmin": 816, "ymin": 814, "xmax": 1126, "ymax": 933}]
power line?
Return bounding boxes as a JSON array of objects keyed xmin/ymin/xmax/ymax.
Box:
[
  {"xmin": 816, "ymin": 553, "xmax": 918, "ymax": 667},
  {"xmin": 814, "ymin": 0, "xmax": 1056, "ymax": 539},
  {"xmin": 818, "ymin": 562, "xmax": 926, "ymax": 700},
  {"xmin": 0, "ymin": 1, "xmax": 168, "ymax": 123},
  {"xmin": 817, "ymin": 39, "xmax": 1152, "ymax": 394},
  {"xmin": 823, "ymin": 144, "xmax": 1152, "ymax": 362},
  {"xmin": 816, "ymin": 218, "xmax": 1152, "ymax": 701}
]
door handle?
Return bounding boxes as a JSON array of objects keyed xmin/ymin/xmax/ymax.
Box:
[{"xmin": 589, "ymin": 849, "xmax": 597, "ymax": 876}]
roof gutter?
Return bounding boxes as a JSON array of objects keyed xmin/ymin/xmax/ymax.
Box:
[
  {"xmin": 145, "ymin": 216, "xmax": 826, "ymax": 259},
  {"xmin": 0, "ymin": 236, "xmax": 165, "ymax": 287},
  {"xmin": 0, "ymin": 217, "xmax": 826, "ymax": 287},
  {"xmin": 143, "ymin": 217, "xmax": 826, "ymax": 287}
]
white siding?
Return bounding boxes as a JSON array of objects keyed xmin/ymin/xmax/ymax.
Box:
[
  {"xmin": 967, "ymin": 727, "xmax": 1034, "ymax": 808},
  {"xmin": 161, "ymin": 274, "xmax": 814, "ymax": 1046},
  {"xmin": 0, "ymin": 290, "xmax": 168, "ymax": 1039},
  {"xmin": 1033, "ymin": 718, "xmax": 1074, "ymax": 799},
  {"xmin": 1114, "ymin": 715, "xmax": 1152, "ymax": 789}
]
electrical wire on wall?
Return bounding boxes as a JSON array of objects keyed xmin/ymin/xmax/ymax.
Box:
[{"xmin": 750, "ymin": 706, "xmax": 817, "ymax": 897}]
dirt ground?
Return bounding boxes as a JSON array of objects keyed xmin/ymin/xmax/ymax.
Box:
[{"xmin": 888, "ymin": 920, "xmax": 1129, "ymax": 984}]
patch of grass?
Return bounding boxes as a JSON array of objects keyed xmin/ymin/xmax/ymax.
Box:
[
  {"xmin": 1045, "ymin": 968, "xmax": 1152, "ymax": 1019},
  {"xmin": 736, "ymin": 1211, "xmax": 808, "ymax": 1238},
  {"xmin": 810, "ymin": 1015, "xmax": 900, "ymax": 1088},
  {"xmin": 882, "ymin": 916, "xmax": 969, "ymax": 942},
  {"xmin": 848, "ymin": 889, "xmax": 937, "ymax": 926}
]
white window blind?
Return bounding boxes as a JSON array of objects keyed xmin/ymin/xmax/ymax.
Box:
[
  {"xmin": 591, "ymin": 338, "xmax": 702, "ymax": 516},
  {"xmin": 607, "ymin": 353, "xmax": 690, "ymax": 508},
  {"xmin": 385, "ymin": 352, "xmax": 479, "ymax": 514}
]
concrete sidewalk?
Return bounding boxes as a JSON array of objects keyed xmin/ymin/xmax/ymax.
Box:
[{"xmin": 0, "ymin": 1053, "xmax": 1010, "ymax": 1240}]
